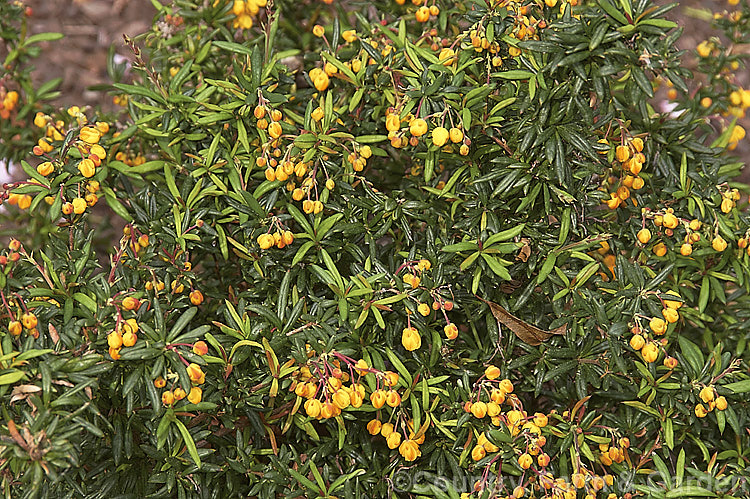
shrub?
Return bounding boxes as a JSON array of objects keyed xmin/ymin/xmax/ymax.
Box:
[{"xmin": 0, "ymin": 0, "xmax": 749, "ymax": 497}]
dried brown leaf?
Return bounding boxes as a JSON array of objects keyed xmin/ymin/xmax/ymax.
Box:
[
  {"xmin": 10, "ymin": 384, "xmax": 42, "ymax": 405},
  {"xmin": 479, "ymin": 297, "xmax": 566, "ymax": 346}
]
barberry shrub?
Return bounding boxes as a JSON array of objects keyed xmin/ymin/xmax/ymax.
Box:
[{"xmin": 0, "ymin": 0, "xmax": 749, "ymax": 497}]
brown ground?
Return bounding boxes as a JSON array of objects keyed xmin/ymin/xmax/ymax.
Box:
[
  {"xmin": 24, "ymin": 0, "xmax": 157, "ymax": 111},
  {"xmin": 20, "ymin": 0, "xmax": 750, "ymax": 169}
]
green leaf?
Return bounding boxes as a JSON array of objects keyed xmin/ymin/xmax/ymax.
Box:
[
  {"xmin": 72, "ymin": 292, "xmax": 97, "ymax": 313},
  {"xmin": 385, "ymin": 347, "xmax": 412, "ymax": 386},
  {"xmin": 493, "ymin": 70, "xmax": 534, "ymax": 80},
  {"xmin": 678, "ymin": 336, "xmax": 704, "ymax": 376},
  {"xmin": 665, "ymin": 486, "xmax": 716, "ymax": 498},
  {"xmin": 0, "ymin": 371, "xmax": 26, "ymax": 385},
  {"xmin": 722, "ymin": 379, "xmax": 750, "ymax": 394},
  {"xmin": 22, "ymin": 32, "xmax": 64, "ymax": 47},
  {"xmin": 481, "ymin": 253, "xmax": 511, "ymax": 280},
  {"xmin": 168, "ymin": 307, "xmax": 198, "ymax": 342},
  {"xmin": 173, "ymin": 419, "xmax": 201, "ymax": 468},
  {"xmin": 442, "ymin": 241, "xmax": 478, "ymax": 252},
  {"xmin": 485, "ymin": 224, "xmax": 525, "ymax": 246}
]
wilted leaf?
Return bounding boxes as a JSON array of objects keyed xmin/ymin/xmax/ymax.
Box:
[
  {"xmin": 479, "ymin": 297, "xmax": 566, "ymax": 346},
  {"xmin": 10, "ymin": 384, "xmax": 42, "ymax": 404}
]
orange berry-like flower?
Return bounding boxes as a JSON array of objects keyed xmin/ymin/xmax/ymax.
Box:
[
  {"xmin": 471, "ymin": 445, "xmax": 486, "ymax": 461},
  {"xmin": 663, "ymin": 356, "xmax": 678, "ymax": 369},
  {"xmin": 268, "ymin": 122, "xmax": 282, "ymax": 139},
  {"xmin": 122, "ymin": 296, "xmax": 140, "ymax": 311},
  {"xmin": 78, "ymin": 158, "xmax": 96, "ymax": 178},
  {"xmin": 193, "ymin": 341, "xmax": 208, "ymax": 356},
  {"xmin": 9, "ymin": 321, "xmax": 22, "ymax": 336},
  {"xmin": 409, "ymin": 118, "xmax": 428, "ymax": 137},
  {"xmin": 432, "ymin": 126, "xmax": 449, "ymax": 147},
  {"xmin": 370, "ymin": 389, "xmax": 386, "ymax": 408},
  {"xmin": 385, "ymin": 390, "xmax": 401, "ymax": 407},
  {"xmin": 662, "ymin": 307, "xmax": 679, "ymax": 324},
  {"xmin": 304, "ymin": 399, "xmax": 322, "ymax": 418},
  {"xmin": 187, "ymin": 363, "xmax": 205, "ymax": 384},
  {"xmin": 649, "ymin": 317, "xmax": 667, "ymax": 335},
  {"xmin": 162, "ymin": 390, "xmax": 175, "ymax": 406},
  {"xmin": 637, "ymin": 228, "xmax": 651, "ymax": 244},
  {"xmin": 187, "ymin": 386, "xmax": 202, "ymax": 404},
  {"xmin": 174, "ymin": 387, "xmax": 187, "ymax": 400},
  {"xmin": 518, "ymin": 453, "xmax": 533, "ymax": 469},
  {"xmin": 471, "ymin": 401, "xmax": 487, "ymax": 418},
  {"xmin": 641, "ymin": 342, "xmax": 659, "ymax": 363},
  {"xmin": 417, "ymin": 303, "xmax": 430, "ymax": 316},
  {"xmin": 367, "ymin": 419, "xmax": 382, "ymax": 435},
  {"xmin": 21, "ymin": 313, "xmax": 38, "ymax": 330},
  {"xmin": 629, "ymin": 334, "xmax": 645, "ymax": 350},
  {"xmin": 572, "ymin": 473, "xmax": 586, "ymax": 489},
  {"xmin": 190, "ymin": 289, "xmax": 204, "ymax": 305},
  {"xmin": 154, "ymin": 376, "xmax": 166, "ymax": 388},
  {"xmin": 715, "ymin": 395, "xmax": 728, "ymax": 411},
  {"xmin": 444, "ymin": 323, "xmax": 458, "ymax": 339},
  {"xmin": 332, "ymin": 389, "xmax": 351, "ymax": 410},
  {"xmin": 72, "ymin": 197, "xmax": 87, "ymax": 215},
  {"xmin": 415, "ymin": 6, "xmax": 430, "ymax": 22},
  {"xmin": 37, "ymin": 161, "xmax": 54, "ymax": 176},
  {"xmin": 108, "ymin": 331, "xmax": 123, "ymax": 349},
  {"xmin": 499, "ymin": 379, "xmax": 514, "ymax": 394},
  {"xmin": 122, "ymin": 331, "xmax": 137, "ymax": 347},
  {"xmin": 79, "ymin": 126, "xmax": 101, "ymax": 144},
  {"xmin": 712, "ymin": 236, "xmax": 727, "ymax": 252}
]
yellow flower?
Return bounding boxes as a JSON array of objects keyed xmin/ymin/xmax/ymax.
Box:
[
  {"xmin": 79, "ymin": 126, "xmax": 101, "ymax": 144},
  {"xmin": 699, "ymin": 385, "xmax": 715, "ymax": 403},
  {"xmin": 72, "ymin": 197, "xmax": 87, "ymax": 214},
  {"xmin": 438, "ymin": 48, "xmax": 456, "ymax": 66},
  {"xmin": 122, "ymin": 331, "xmax": 137, "ymax": 347},
  {"xmin": 401, "ymin": 327, "xmax": 421, "ymax": 351},
  {"xmin": 90, "ymin": 144, "xmax": 106, "ymax": 160},
  {"xmin": 649, "ymin": 317, "xmax": 667, "ymax": 335},
  {"xmin": 37, "ymin": 161, "xmax": 54, "ymax": 176},
  {"xmin": 386, "ymin": 432, "xmax": 401, "ymax": 449},
  {"xmin": 484, "ymin": 365, "xmax": 500, "ymax": 380},
  {"xmin": 304, "ymin": 399, "xmax": 322, "ymax": 418},
  {"xmin": 187, "ymin": 386, "xmax": 202, "ymax": 404},
  {"xmin": 409, "ymin": 118, "xmax": 428, "ymax": 137},
  {"xmin": 107, "ymin": 331, "xmax": 123, "ymax": 349},
  {"xmin": 471, "ymin": 401, "xmax": 487, "ymax": 418},
  {"xmin": 641, "ymin": 342, "xmax": 659, "ymax": 363},
  {"xmin": 471, "ymin": 445, "xmax": 486, "ymax": 461},
  {"xmin": 432, "ymin": 126, "xmax": 449, "ymax": 147},
  {"xmin": 342, "ymin": 30, "xmax": 357, "ymax": 43},
  {"xmin": 78, "ymin": 158, "xmax": 96, "ymax": 178},
  {"xmin": 370, "ymin": 389, "xmax": 386, "ymax": 408},
  {"xmin": 399, "ymin": 439, "xmax": 421, "ymax": 461}
]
